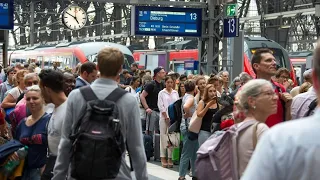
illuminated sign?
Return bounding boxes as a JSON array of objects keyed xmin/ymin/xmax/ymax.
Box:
[
  {"xmin": 0, "ymin": 0, "xmax": 14, "ymax": 30},
  {"xmin": 131, "ymin": 6, "xmax": 202, "ymax": 37}
]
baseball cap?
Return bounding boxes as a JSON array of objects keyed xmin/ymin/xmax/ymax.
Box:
[{"xmin": 153, "ymin": 66, "xmax": 164, "ymax": 76}]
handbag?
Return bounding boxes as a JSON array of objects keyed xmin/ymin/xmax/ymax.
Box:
[
  {"xmin": 188, "ymin": 111, "xmax": 203, "ymax": 134},
  {"xmin": 166, "ymin": 129, "xmax": 180, "ymax": 148}
]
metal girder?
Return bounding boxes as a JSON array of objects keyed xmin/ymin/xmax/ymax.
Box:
[
  {"xmin": 240, "ymin": 7, "xmax": 315, "ymax": 23},
  {"xmin": 72, "ymin": 0, "xmax": 206, "ymax": 8}
]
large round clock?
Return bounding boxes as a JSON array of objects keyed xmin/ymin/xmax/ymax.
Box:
[{"xmin": 62, "ymin": 5, "xmax": 87, "ymax": 30}]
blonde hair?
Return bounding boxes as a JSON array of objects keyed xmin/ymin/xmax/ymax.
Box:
[
  {"xmin": 97, "ymin": 47, "xmax": 124, "ymax": 77},
  {"xmin": 299, "ymin": 82, "xmax": 312, "ymax": 93}
]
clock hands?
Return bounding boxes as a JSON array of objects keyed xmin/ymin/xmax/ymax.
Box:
[{"xmin": 66, "ymin": 11, "xmax": 80, "ymax": 24}]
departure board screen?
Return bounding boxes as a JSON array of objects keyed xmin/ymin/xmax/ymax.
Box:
[
  {"xmin": 0, "ymin": 0, "xmax": 13, "ymax": 30},
  {"xmin": 132, "ymin": 6, "xmax": 202, "ymax": 37}
]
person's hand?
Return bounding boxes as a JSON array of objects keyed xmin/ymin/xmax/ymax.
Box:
[
  {"xmin": 8, "ymin": 152, "xmax": 19, "ymax": 161},
  {"xmin": 280, "ymin": 92, "xmax": 292, "ymax": 103},
  {"xmin": 146, "ymin": 108, "xmax": 153, "ymax": 114},
  {"xmin": 207, "ymin": 100, "xmax": 216, "ymax": 107},
  {"xmin": 283, "ymin": 80, "xmax": 291, "ymax": 89},
  {"xmin": 165, "ymin": 117, "xmax": 170, "ymax": 125}
]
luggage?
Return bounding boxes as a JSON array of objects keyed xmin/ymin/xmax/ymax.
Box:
[
  {"xmin": 195, "ymin": 120, "xmax": 260, "ymax": 180},
  {"xmin": 143, "ymin": 133, "xmax": 153, "ymax": 161},
  {"xmin": 153, "ymin": 133, "xmax": 161, "ymax": 161},
  {"xmin": 70, "ymin": 87, "xmax": 127, "ymax": 180}
]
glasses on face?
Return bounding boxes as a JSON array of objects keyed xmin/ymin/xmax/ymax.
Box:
[
  {"xmin": 259, "ymin": 91, "xmax": 277, "ymax": 98},
  {"xmin": 26, "ymin": 80, "xmax": 39, "ymax": 87}
]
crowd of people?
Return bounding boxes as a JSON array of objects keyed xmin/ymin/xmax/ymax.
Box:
[{"xmin": 0, "ymin": 42, "xmax": 319, "ymax": 180}]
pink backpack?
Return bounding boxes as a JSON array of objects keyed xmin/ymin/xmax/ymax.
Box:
[{"xmin": 195, "ymin": 120, "xmax": 259, "ymax": 180}]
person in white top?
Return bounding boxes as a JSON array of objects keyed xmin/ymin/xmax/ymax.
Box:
[
  {"xmin": 125, "ymin": 76, "xmax": 141, "ymax": 95},
  {"xmin": 125, "ymin": 76, "xmax": 141, "ymax": 103},
  {"xmin": 157, "ymin": 76, "xmax": 179, "ymax": 168}
]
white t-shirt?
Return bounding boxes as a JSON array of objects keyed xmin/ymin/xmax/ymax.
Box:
[
  {"xmin": 8, "ymin": 87, "xmax": 23, "ymax": 101},
  {"xmin": 48, "ymin": 101, "xmax": 67, "ymax": 156},
  {"xmin": 125, "ymin": 86, "xmax": 139, "ymax": 103}
]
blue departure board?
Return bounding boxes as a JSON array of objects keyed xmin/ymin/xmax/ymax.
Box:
[
  {"xmin": 0, "ymin": 0, "xmax": 13, "ymax": 30},
  {"xmin": 131, "ymin": 6, "xmax": 202, "ymax": 37}
]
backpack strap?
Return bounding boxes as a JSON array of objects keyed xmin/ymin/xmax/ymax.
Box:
[
  {"xmin": 105, "ymin": 88, "xmax": 127, "ymax": 102},
  {"xmin": 79, "ymin": 86, "xmax": 98, "ymax": 101},
  {"xmin": 252, "ymin": 122, "xmax": 260, "ymax": 149},
  {"xmin": 304, "ymin": 98, "xmax": 318, "ymax": 117}
]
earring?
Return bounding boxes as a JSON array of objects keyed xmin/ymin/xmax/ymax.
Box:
[{"xmin": 253, "ymin": 106, "xmax": 256, "ymax": 109}]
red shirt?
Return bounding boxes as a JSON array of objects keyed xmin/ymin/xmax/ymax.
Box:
[{"xmin": 265, "ymin": 81, "xmax": 286, "ymax": 127}]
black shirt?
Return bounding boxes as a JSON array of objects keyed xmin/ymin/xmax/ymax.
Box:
[
  {"xmin": 144, "ymin": 80, "xmax": 164, "ymax": 110},
  {"xmin": 200, "ymin": 103, "xmax": 219, "ymax": 132}
]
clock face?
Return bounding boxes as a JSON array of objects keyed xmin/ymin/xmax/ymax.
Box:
[{"xmin": 62, "ymin": 6, "xmax": 87, "ymax": 30}]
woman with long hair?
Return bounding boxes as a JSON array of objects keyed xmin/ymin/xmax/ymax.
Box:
[
  {"xmin": 2, "ymin": 70, "xmax": 29, "ymax": 109},
  {"xmin": 15, "ymin": 85, "xmax": 51, "ymax": 179},
  {"xmin": 196, "ymin": 84, "xmax": 219, "ymax": 145},
  {"xmin": 125, "ymin": 76, "xmax": 141, "ymax": 95},
  {"xmin": 195, "ymin": 76, "xmax": 206, "ymax": 103},
  {"xmin": 234, "ymin": 79, "xmax": 278, "ymax": 177},
  {"xmin": 157, "ymin": 76, "xmax": 179, "ymax": 168},
  {"xmin": 178, "ymin": 83, "xmax": 186, "ymax": 98}
]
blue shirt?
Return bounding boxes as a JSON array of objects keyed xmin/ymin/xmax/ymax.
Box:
[
  {"xmin": 242, "ymin": 108, "xmax": 320, "ymax": 180},
  {"xmin": 15, "ymin": 113, "xmax": 51, "ymax": 169}
]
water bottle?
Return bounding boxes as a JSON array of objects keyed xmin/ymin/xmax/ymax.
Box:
[{"xmin": 2, "ymin": 146, "xmax": 28, "ymax": 176}]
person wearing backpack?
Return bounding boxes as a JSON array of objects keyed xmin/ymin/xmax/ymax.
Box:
[
  {"xmin": 196, "ymin": 79, "xmax": 275, "ymax": 180},
  {"xmin": 52, "ymin": 47, "xmax": 148, "ymax": 180},
  {"xmin": 242, "ymin": 41, "xmax": 320, "ymax": 180}
]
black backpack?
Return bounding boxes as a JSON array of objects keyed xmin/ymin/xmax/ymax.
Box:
[
  {"xmin": 70, "ymin": 86, "xmax": 128, "ymax": 180},
  {"xmin": 304, "ymin": 98, "xmax": 317, "ymax": 117}
]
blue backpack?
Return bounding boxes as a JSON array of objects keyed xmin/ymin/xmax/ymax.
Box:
[{"xmin": 168, "ymin": 99, "xmax": 182, "ymax": 127}]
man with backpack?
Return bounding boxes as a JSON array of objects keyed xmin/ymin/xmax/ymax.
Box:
[{"xmin": 52, "ymin": 47, "xmax": 148, "ymax": 180}]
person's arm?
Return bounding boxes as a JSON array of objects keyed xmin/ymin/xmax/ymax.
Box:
[
  {"xmin": 52, "ymin": 92, "xmax": 76, "ymax": 180},
  {"xmin": 140, "ymin": 83, "xmax": 153, "ymax": 114},
  {"xmin": 241, "ymin": 131, "xmax": 279, "ymax": 180},
  {"xmin": 126, "ymin": 100, "xmax": 148, "ymax": 179},
  {"xmin": 196, "ymin": 100, "xmax": 208, "ymax": 118},
  {"xmin": 157, "ymin": 91, "xmax": 168, "ymax": 119},
  {"xmin": 1, "ymin": 93, "xmax": 16, "ymax": 109},
  {"xmin": 183, "ymin": 96, "xmax": 194, "ymax": 118}
]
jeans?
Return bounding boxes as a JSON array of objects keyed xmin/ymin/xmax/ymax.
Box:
[
  {"xmin": 22, "ymin": 168, "xmax": 41, "ymax": 180},
  {"xmin": 179, "ymin": 128, "xmax": 199, "ymax": 177},
  {"xmin": 198, "ymin": 130, "xmax": 211, "ymax": 146},
  {"xmin": 146, "ymin": 111, "xmax": 160, "ymax": 133}
]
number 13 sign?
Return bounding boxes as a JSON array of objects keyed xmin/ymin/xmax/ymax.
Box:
[{"xmin": 223, "ymin": 17, "xmax": 239, "ymax": 38}]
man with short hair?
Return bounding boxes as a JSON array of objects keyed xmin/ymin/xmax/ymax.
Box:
[
  {"xmin": 242, "ymin": 39, "xmax": 320, "ymax": 180},
  {"xmin": 63, "ymin": 72, "xmax": 75, "ymax": 96},
  {"xmin": 39, "ymin": 69, "xmax": 68, "ymax": 180},
  {"xmin": 251, "ymin": 48, "xmax": 292, "ymax": 125},
  {"xmin": 53, "ymin": 47, "xmax": 148, "ymax": 180},
  {"xmin": 140, "ymin": 67, "xmax": 166, "ymax": 135},
  {"xmin": 219, "ymin": 70, "xmax": 232, "ymax": 93},
  {"xmin": 75, "ymin": 61, "xmax": 97, "ymax": 88},
  {"xmin": 130, "ymin": 62, "xmax": 140, "ymax": 77}
]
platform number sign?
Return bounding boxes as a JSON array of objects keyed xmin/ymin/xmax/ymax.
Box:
[{"xmin": 223, "ymin": 17, "xmax": 239, "ymax": 38}]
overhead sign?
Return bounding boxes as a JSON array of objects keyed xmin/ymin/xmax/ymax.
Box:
[
  {"xmin": 223, "ymin": 17, "xmax": 239, "ymax": 38},
  {"xmin": 226, "ymin": 4, "xmax": 237, "ymax": 17},
  {"xmin": 0, "ymin": 0, "xmax": 14, "ymax": 30},
  {"xmin": 131, "ymin": 6, "xmax": 202, "ymax": 37}
]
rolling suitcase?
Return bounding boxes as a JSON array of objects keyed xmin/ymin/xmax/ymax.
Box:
[
  {"xmin": 153, "ymin": 133, "xmax": 161, "ymax": 161},
  {"xmin": 143, "ymin": 133, "xmax": 153, "ymax": 161}
]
